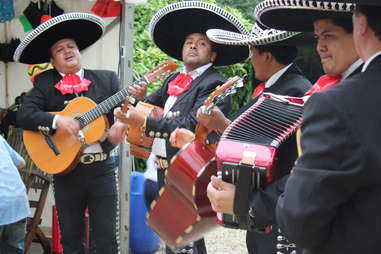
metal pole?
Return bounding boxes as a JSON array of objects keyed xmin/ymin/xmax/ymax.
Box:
[{"xmin": 118, "ymin": 2, "xmax": 135, "ymax": 253}]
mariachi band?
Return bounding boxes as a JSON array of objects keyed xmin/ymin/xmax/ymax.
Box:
[{"xmin": 5, "ymin": 0, "xmax": 381, "ymax": 254}]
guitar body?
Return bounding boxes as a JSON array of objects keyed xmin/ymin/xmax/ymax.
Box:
[
  {"xmin": 23, "ymin": 97, "xmax": 109, "ymax": 175},
  {"xmin": 147, "ymin": 139, "xmax": 218, "ymax": 249},
  {"xmin": 127, "ymin": 102, "xmax": 163, "ymax": 159}
]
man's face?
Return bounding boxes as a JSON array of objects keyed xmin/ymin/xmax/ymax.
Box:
[
  {"xmin": 314, "ymin": 19, "xmax": 358, "ymax": 76},
  {"xmin": 182, "ymin": 33, "xmax": 216, "ymax": 71},
  {"xmin": 250, "ymin": 46, "xmax": 269, "ymax": 82},
  {"xmin": 50, "ymin": 38, "xmax": 81, "ymax": 74}
]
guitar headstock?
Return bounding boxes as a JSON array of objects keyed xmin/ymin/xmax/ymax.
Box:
[
  {"xmin": 204, "ymin": 76, "xmax": 242, "ymax": 106},
  {"xmin": 202, "ymin": 75, "xmax": 246, "ymax": 115},
  {"xmin": 145, "ymin": 60, "xmax": 177, "ymax": 83}
]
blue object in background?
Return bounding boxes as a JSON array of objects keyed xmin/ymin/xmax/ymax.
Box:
[{"xmin": 130, "ymin": 171, "xmax": 160, "ymax": 254}]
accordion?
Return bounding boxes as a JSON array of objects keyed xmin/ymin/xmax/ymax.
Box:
[{"xmin": 215, "ymin": 93, "xmax": 304, "ymax": 229}]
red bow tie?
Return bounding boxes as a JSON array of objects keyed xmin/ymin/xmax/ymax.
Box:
[
  {"xmin": 252, "ymin": 82, "xmax": 266, "ymax": 99},
  {"xmin": 304, "ymin": 74, "xmax": 342, "ymax": 96},
  {"xmin": 167, "ymin": 73, "xmax": 193, "ymax": 96},
  {"xmin": 54, "ymin": 74, "xmax": 92, "ymax": 95}
]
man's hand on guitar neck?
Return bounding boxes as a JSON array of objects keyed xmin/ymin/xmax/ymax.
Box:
[
  {"xmin": 114, "ymin": 105, "xmax": 145, "ymax": 127},
  {"xmin": 55, "ymin": 115, "xmax": 80, "ymax": 136},
  {"xmin": 196, "ymin": 105, "xmax": 231, "ymax": 134},
  {"xmin": 128, "ymin": 81, "xmax": 148, "ymax": 102}
]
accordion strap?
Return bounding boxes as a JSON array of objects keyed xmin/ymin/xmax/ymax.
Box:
[{"xmin": 233, "ymin": 163, "xmax": 252, "ymax": 229}]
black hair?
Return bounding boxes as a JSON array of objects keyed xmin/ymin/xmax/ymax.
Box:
[
  {"xmin": 255, "ymin": 45, "xmax": 298, "ymax": 65},
  {"xmin": 356, "ymin": 5, "xmax": 381, "ymax": 41}
]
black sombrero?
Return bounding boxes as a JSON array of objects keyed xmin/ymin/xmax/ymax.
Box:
[
  {"xmin": 207, "ymin": 22, "xmax": 314, "ymax": 47},
  {"xmin": 148, "ymin": 1, "xmax": 250, "ymax": 66},
  {"xmin": 351, "ymin": 0, "xmax": 381, "ymax": 5},
  {"xmin": 254, "ymin": 0, "xmax": 356, "ymax": 32},
  {"xmin": 14, "ymin": 12, "xmax": 105, "ymax": 64}
]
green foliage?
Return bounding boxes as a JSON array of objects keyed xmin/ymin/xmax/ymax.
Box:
[{"xmin": 215, "ymin": 0, "xmax": 260, "ymax": 20}]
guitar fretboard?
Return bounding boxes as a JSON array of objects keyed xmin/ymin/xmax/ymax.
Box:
[{"xmin": 77, "ymin": 76, "xmax": 147, "ymax": 128}]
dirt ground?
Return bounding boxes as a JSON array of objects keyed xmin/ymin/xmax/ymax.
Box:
[{"xmin": 154, "ymin": 226, "xmax": 248, "ymax": 254}]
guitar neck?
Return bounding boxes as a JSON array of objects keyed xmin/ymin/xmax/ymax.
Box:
[{"xmin": 77, "ymin": 76, "xmax": 147, "ymax": 127}]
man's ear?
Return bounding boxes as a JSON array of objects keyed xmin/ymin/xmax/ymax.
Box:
[
  {"xmin": 356, "ymin": 12, "xmax": 368, "ymax": 36},
  {"xmin": 210, "ymin": 51, "xmax": 217, "ymax": 63},
  {"xmin": 264, "ymin": 52, "xmax": 272, "ymax": 62}
]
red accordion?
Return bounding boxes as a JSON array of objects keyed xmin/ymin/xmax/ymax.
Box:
[{"xmin": 215, "ymin": 93, "xmax": 304, "ymax": 228}]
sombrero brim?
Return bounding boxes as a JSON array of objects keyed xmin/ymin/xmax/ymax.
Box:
[
  {"xmin": 255, "ymin": 0, "xmax": 355, "ymax": 32},
  {"xmin": 149, "ymin": 1, "xmax": 250, "ymax": 66},
  {"xmin": 206, "ymin": 28, "xmax": 315, "ymax": 47},
  {"xmin": 14, "ymin": 12, "xmax": 105, "ymax": 64},
  {"xmin": 352, "ymin": 0, "xmax": 381, "ymax": 6}
]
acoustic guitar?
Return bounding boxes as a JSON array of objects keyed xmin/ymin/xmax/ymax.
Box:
[
  {"xmin": 147, "ymin": 76, "xmax": 245, "ymax": 250},
  {"xmin": 127, "ymin": 102, "xmax": 164, "ymax": 160},
  {"xmin": 23, "ymin": 60, "xmax": 177, "ymax": 175}
]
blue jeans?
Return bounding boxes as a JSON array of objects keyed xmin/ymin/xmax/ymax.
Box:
[{"xmin": 0, "ymin": 218, "xmax": 26, "ymax": 254}]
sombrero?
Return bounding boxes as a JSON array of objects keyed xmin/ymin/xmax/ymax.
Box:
[
  {"xmin": 350, "ymin": 0, "xmax": 381, "ymax": 5},
  {"xmin": 206, "ymin": 22, "xmax": 314, "ymax": 47},
  {"xmin": 14, "ymin": 12, "xmax": 105, "ymax": 64},
  {"xmin": 254, "ymin": 0, "xmax": 355, "ymax": 32},
  {"xmin": 148, "ymin": 1, "xmax": 250, "ymax": 66}
]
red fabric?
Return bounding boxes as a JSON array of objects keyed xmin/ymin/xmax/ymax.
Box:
[
  {"xmin": 252, "ymin": 82, "xmax": 265, "ymax": 99},
  {"xmin": 304, "ymin": 74, "xmax": 342, "ymax": 96},
  {"xmin": 91, "ymin": 0, "xmax": 121, "ymax": 17},
  {"xmin": 54, "ymin": 74, "xmax": 92, "ymax": 95},
  {"xmin": 40, "ymin": 14, "xmax": 52, "ymax": 24},
  {"xmin": 167, "ymin": 73, "xmax": 193, "ymax": 96}
]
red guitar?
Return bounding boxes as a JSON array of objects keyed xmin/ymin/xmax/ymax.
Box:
[
  {"xmin": 147, "ymin": 76, "xmax": 245, "ymax": 249},
  {"xmin": 22, "ymin": 61, "xmax": 177, "ymax": 175}
]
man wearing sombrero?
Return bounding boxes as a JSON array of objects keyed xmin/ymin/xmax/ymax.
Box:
[
  {"xmin": 256, "ymin": 0, "xmax": 381, "ymax": 253},
  {"xmin": 15, "ymin": 13, "xmax": 126, "ymax": 254},
  {"xmin": 170, "ymin": 21, "xmax": 313, "ymax": 254},
  {"xmin": 255, "ymin": 0, "xmax": 363, "ymax": 98},
  {"xmin": 114, "ymin": 2, "xmax": 249, "ymax": 254}
]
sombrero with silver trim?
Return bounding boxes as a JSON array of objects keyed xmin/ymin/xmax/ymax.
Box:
[
  {"xmin": 255, "ymin": 0, "xmax": 355, "ymax": 32},
  {"xmin": 14, "ymin": 12, "xmax": 105, "ymax": 64},
  {"xmin": 148, "ymin": 1, "xmax": 250, "ymax": 66},
  {"xmin": 207, "ymin": 22, "xmax": 314, "ymax": 47}
]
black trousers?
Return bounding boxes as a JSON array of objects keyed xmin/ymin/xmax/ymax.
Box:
[
  {"xmin": 157, "ymin": 167, "xmax": 207, "ymax": 254},
  {"xmin": 53, "ymin": 159, "xmax": 119, "ymax": 254}
]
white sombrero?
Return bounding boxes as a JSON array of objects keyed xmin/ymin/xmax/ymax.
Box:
[
  {"xmin": 148, "ymin": 1, "xmax": 250, "ymax": 66},
  {"xmin": 207, "ymin": 22, "xmax": 314, "ymax": 47},
  {"xmin": 254, "ymin": 0, "xmax": 355, "ymax": 32},
  {"xmin": 14, "ymin": 12, "xmax": 105, "ymax": 64}
]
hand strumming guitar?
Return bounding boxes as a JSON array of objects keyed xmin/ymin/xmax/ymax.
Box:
[{"xmin": 55, "ymin": 115, "xmax": 80, "ymax": 136}]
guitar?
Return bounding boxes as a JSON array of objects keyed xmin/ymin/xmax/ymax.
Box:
[
  {"xmin": 147, "ymin": 76, "xmax": 245, "ymax": 250},
  {"xmin": 23, "ymin": 60, "xmax": 177, "ymax": 175},
  {"xmin": 127, "ymin": 102, "xmax": 164, "ymax": 160}
]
